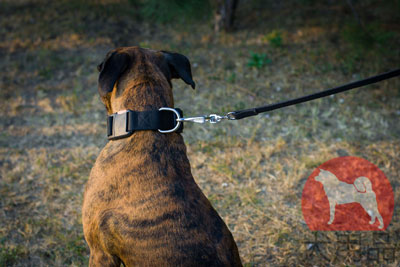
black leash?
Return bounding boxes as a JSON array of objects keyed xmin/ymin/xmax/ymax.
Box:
[
  {"xmin": 228, "ymin": 68, "xmax": 400, "ymax": 120},
  {"xmin": 106, "ymin": 68, "xmax": 400, "ymax": 139}
]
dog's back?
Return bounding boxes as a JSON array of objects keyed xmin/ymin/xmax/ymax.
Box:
[{"xmin": 83, "ymin": 132, "xmax": 241, "ymax": 266}]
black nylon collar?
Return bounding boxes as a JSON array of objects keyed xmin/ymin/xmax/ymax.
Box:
[{"xmin": 107, "ymin": 108, "xmax": 183, "ymax": 140}]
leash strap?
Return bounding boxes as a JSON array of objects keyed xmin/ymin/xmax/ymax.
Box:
[
  {"xmin": 228, "ymin": 68, "xmax": 400, "ymax": 120},
  {"xmin": 107, "ymin": 108, "xmax": 183, "ymax": 140}
]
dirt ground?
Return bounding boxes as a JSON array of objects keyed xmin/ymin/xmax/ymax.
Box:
[{"xmin": 0, "ymin": 0, "xmax": 399, "ymax": 266}]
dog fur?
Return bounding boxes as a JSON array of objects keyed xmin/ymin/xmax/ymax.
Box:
[
  {"xmin": 315, "ymin": 169, "xmax": 384, "ymax": 229},
  {"xmin": 82, "ymin": 47, "xmax": 242, "ymax": 266}
]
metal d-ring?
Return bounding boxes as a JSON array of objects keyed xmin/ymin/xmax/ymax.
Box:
[{"xmin": 158, "ymin": 107, "xmax": 182, "ymax": 133}]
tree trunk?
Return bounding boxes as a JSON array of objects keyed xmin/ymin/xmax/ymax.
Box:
[{"xmin": 214, "ymin": 0, "xmax": 238, "ymax": 32}]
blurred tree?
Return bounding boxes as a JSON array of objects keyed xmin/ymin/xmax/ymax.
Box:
[
  {"xmin": 213, "ymin": 0, "xmax": 238, "ymax": 32},
  {"xmin": 129, "ymin": 0, "xmax": 240, "ymax": 32},
  {"xmin": 131, "ymin": 0, "xmax": 212, "ymax": 24}
]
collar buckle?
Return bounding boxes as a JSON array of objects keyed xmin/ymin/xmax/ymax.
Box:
[{"xmin": 107, "ymin": 110, "xmax": 133, "ymax": 140}]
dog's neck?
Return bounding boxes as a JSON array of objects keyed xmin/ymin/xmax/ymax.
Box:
[
  {"xmin": 107, "ymin": 79, "xmax": 174, "ymax": 114},
  {"xmin": 105, "ymin": 81, "xmax": 182, "ymax": 144}
]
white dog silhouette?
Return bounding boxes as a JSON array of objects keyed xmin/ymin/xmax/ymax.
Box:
[{"xmin": 314, "ymin": 169, "xmax": 384, "ymax": 229}]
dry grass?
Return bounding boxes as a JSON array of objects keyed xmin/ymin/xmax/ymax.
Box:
[{"xmin": 1, "ymin": 0, "xmax": 400, "ymax": 266}]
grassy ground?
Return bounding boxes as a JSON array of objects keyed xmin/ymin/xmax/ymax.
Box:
[{"xmin": 0, "ymin": 0, "xmax": 400, "ymax": 266}]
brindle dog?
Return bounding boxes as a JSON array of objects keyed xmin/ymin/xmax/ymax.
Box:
[{"xmin": 82, "ymin": 47, "xmax": 242, "ymax": 266}]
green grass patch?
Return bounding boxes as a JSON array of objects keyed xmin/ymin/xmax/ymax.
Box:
[
  {"xmin": 0, "ymin": 240, "xmax": 25, "ymax": 267},
  {"xmin": 263, "ymin": 30, "xmax": 283, "ymax": 48},
  {"xmin": 247, "ymin": 52, "xmax": 271, "ymax": 69}
]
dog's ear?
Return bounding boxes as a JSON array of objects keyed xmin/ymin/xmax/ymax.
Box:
[
  {"xmin": 162, "ymin": 51, "xmax": 195, "ymax": 89},
  {"xmin": 98, "ymin": 51, "xmax": 130, "ymax": 98}
]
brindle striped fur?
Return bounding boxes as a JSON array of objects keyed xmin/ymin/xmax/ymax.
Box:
[{"xmin": 82, "ymin": 47, "xmax": 242, "ymax": 266}]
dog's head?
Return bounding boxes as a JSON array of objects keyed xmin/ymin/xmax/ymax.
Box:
[
  {"xmin": 314, "ymin": 169, "xmax": 340, "ymax": 185},
  {"xmin": 97, "ymin": 46, "xmax": 195, "ymax": 113},
  {"xmin": 314, "ymin": 169, "xmax": 333, "ymax": 184}
]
